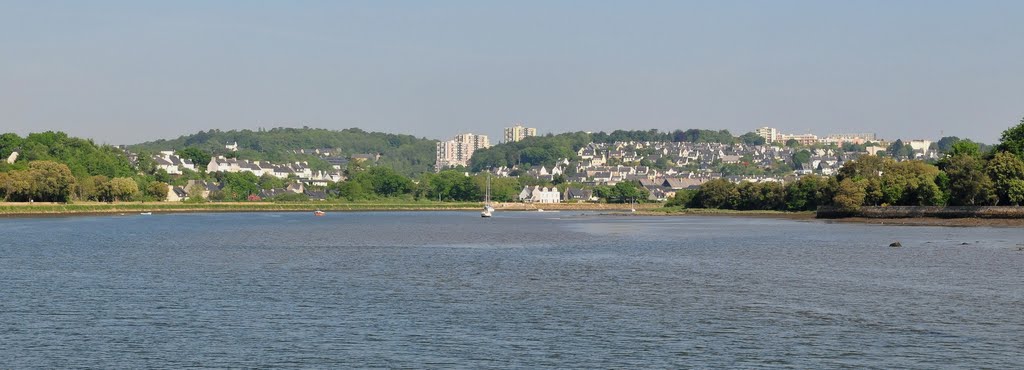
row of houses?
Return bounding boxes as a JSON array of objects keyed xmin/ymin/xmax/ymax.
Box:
[
  {"xmin": 206, "ymin": 156, "xmax": 343, "ymax": 186},
  {"xmin": 484, "ymin": 141, "xmax": 878, "ymax": 187},
  {"xmin": 165, "ymin": 180, "xmax": 329, "ymax": 202},
  {"xmin": 517, "ymin": 186, "xmax": 593, "ymax": 203},
  {"xmin": 153, "ymin": 151, "xmax": 196, "ymax": 175}
]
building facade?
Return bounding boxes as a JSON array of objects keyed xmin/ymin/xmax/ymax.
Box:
[
  {"xmin": 755, "ymin": 127, "xmax": 779, "ymax": 143},
  {"xmin": 820, "ymin": 133, "xmax": 877, "ymax": 146},
  {"xmin": 435, "ymin": 133, "xmax": 490, "ymax": 171},
  {"xmin": 503, "ymin": 124, "xmax": 537, "ymax": 143},
  {"xmin": 778, "ymin": 133, "xmax": 819, "ymax": 146}
]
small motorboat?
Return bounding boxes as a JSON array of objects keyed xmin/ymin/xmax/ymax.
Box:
[
  {"xmin": 314, "ymin": 210, "xmax": 326, "ymax": 216},
  {"xmin": 139, "ymin": 212, "xmax": 152, "ymax": 215}
]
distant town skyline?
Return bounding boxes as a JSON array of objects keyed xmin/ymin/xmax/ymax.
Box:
[{"xmin": 2, "ymin": 1, "xmax": 1022, "ymax": 145}]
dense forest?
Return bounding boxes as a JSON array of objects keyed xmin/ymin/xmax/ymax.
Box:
[
  {"xmin": 131, "ymin": 127, "xmax": 438, "ymax": 176},
  {"xmin": 0, "ymin": 131, "xmax": 167, "ymax": 202}
]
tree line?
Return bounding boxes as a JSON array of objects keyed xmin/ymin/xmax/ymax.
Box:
[
  {"xmin": 130, "ymin": 127, "xmax": 438, "ymax": 176},
  {"xmin": 669, "ymin": 117, "xmax": 1024, "ymax": 212},
  {"xmin": 0, "ymin": 132, "xmax": 169, "ymax": 202}
]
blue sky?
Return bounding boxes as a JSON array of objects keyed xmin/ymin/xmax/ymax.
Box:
[{"xmin": 1, "ymin": 0, "xmax": 1022, "ymax": 144}]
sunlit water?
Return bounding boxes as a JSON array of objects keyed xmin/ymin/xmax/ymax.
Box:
[{"xmin": 1, "ymin": 211, "xmax": 1022, "ymax": 368}]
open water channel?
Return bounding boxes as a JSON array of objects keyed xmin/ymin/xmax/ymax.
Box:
[{"xmin": 1, "ymin": 211, "xmax": 1021, "ymax": 368}]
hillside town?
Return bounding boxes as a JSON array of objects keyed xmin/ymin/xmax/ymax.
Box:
[
  {"xmin": 121, "ymin": 124, "xmax": 947, "ymax": 203},
  {"xmin": 432, "ymin": 125, "xmax": 941, "ymax": 202}
]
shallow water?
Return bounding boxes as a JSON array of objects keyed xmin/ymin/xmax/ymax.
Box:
[{"xmin": 1, "ymin": 212, "xmax": 1022, "ymax": 368}]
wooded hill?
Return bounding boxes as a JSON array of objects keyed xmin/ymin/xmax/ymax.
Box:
[{"xmin": 130, "ymin": 127, "xmax": 438, "ymax": 176}]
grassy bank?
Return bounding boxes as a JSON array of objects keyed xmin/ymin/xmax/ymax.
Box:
[{"xmin": 0, "ymin": 201, "xmax": 480, "ymax": 216}]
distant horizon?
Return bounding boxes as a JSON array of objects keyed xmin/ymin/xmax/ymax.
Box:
[
  {"xmin": 4, "ymin": 121, "xmax": 1007, "ymax": 147},
  {"xmin": 3, "ymin": 1, "xmax": 1022, "ymax": 145}
]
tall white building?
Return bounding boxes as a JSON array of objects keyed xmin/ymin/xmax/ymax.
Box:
[
  {"xmin": 503, "ymin": 124, "xmax": 537, "ymax": 143},
  {"xmin": 435, "ymin": 133, "xmax": 490, "ymax": 171},
  {"xmin": 755, "ymin": 127, "xmax": 779, "ymax": 143}
]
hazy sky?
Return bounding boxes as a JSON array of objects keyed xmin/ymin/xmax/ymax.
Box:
[{"xmin": 2, "ymin": 1, "xmax": 1022, "ymax": 145}]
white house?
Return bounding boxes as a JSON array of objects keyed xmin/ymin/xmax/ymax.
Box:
[
  {"xmin": 153, "ymin": 151, "xmax": 195, "ymax": 175},
  {"xmin": 518, "ymin": 185, "xmax": 561, "ymax": 203}
]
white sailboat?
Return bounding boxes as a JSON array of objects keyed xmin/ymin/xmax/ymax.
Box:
[{"xmin": 481, "ymin": 174, "xmax": 494, "ymax": 218}]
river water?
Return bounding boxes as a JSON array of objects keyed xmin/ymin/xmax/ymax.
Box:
[{"xmin": 1, "ymin": 211, "xmax": 1022, "ymax": 368}]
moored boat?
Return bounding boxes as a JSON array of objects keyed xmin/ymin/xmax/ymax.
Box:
[{"xmin": 481, "ymin": 174, "xmax": 494, "ymax": 218}]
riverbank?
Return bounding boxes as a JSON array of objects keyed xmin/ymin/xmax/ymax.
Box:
[
  {"xmin": 640, "ymin": 207, "xmax": 816, "ymax": 220},
  {"xmin": 5, "ymin": 202, "xmax": 1020, "ymax": 227},
  {"xmin": 643, "ymin": 206, "xmax": 1024, "ymax": 227},
  {"xmin": 821, "ymin": 217, "xmax": 1024, "ymax": 227},
  {"xmin": 0, "ymin": 201, "xmax": 656, "ymax": 217}
]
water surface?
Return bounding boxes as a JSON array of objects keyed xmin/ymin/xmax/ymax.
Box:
[{"xmin": 1, "ymin": 212, "xmax": 1022, "ymax": 368}]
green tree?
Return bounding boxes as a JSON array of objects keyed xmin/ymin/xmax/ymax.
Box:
[
  {"xmin": 28, "ymin": 160, "xmax": 77, "ymax": 202},
  {"xmin": 1, "ymin": 170, "xmax": 35, "ymax": 201},
  {"xmin": 176, "ymin": 147, "xmax": 212, "ymax": 169},
  {"xmin": 986, "ymin": 151, "xmax": 1024, "ymax": 205},
  {"xmin": 935, "ymin": 136, "xmax": 962, "ymax": 154},
  {"xmin": 1007, "ymin": 179, "xmax": 1024, "ymax": 206},
  {"xmin": 146, "ymin": 181, "xmax": 169, "ymax": 201},
  {"xmin": 739, "ymin": 132, "xmax": 766, "ymax": 145},
  {"xmin": 792, "ymin": 150, "xmax": 811, "ymax": 166},
  {"xmin": 995, "ymin": 116, "xmax": 1024, "ymax": 158},
  {"xmin": 887, "ymin": 139, "xmax": 916, "ymax": 160},
  {"xmin": 688, "ymin": 179, "xmax": 738, "ymax": 209},
  {"xmin": 361, "ymin": 166, "xmax": 413, "ymax": 197},
  {"xmin": 216, "ymin": 172, "xmax": 261, "ymax": 201},
  {"xmin": 833, "ymin": 179, "xmax": 867, "ymax": 212},
  {"xmin": 948, "ymin": 140, "xmax": 980, "ymax": 158},
  {"xmin": 153, "ymin": 169, "xmax": 171, "ymax": 183},
  {"xmin": 0, "ymin": 172, "xmax": 7, "ymax": 200},
  {"xmin": 0, "ymin": 133, "xmax": 24, "ymax": 159},
  {"xmin": 331, "ymin": 179, "xmax": 370, "ymax": 201},
  {"xmin": 259, "ymin": 173, "xmax": 286, "ymax": 190},
  {"xmin": 418, "ymin": 171, "xmax": 478, "ymax": 201},
  {"xmin": 611, "ymin": 181, "xmax": 648, "ymax": 203},
  {"xmin": 736, "ymin": 181, "xmax": 785, "ymax": 210},
  {"xmin": 332, "ymin": 166, "xmax": 413, "ymax": 200},
  {"xmin": 108, "ymin": 177, "xmax": 140, "ymax": 202},
  {"xmin": 879, "ymin": 161, "xmax": 942, "ymax": 206},
  {"xmin": 943, "ymin": 154, "xmax": 997, "ymax": 206},
  {"xmin": 836, "ymin": 155, "xmax": 889, "ymax": 205},
  {"xmin": 784, "ymin": 175, "xmax": 834, "ymax": 211},
  {"xmin": 664, "ymin": 189, "xmax": 695, "ymax": 208},
  {"xmin": 79, "ymin": 175, "xmax": 110, "ymax": 201}
]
